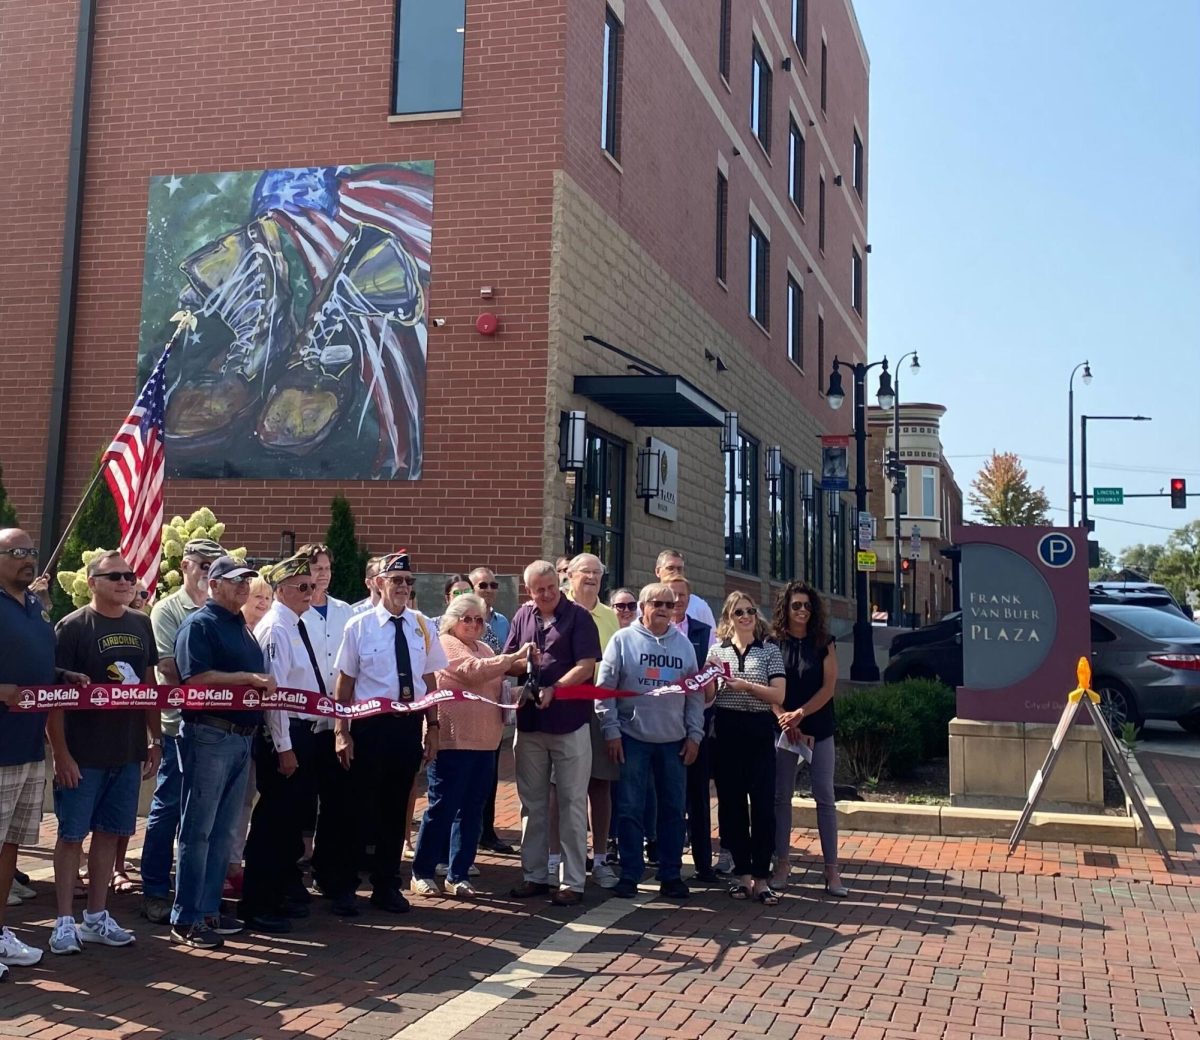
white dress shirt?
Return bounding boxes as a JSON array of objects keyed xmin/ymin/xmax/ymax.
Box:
[
  {"xmin": 334, "ymin": 603, "xmax": 450, "ymax": 703},
  {"xmin": 254, "ymin": 601, "xmax": 324, "ymax": 753},
  {"xmin": 686, "ymin": 593, "xmax": 717, "ymax": 632},
  {"xmin": 302, "ymin": 595, "xmax": 355, "ymax": 692}
]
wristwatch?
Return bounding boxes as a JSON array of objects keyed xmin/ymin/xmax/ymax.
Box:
[{"xmin": 148, "ymin": 738, "xmax": 163, "ymax": 748}]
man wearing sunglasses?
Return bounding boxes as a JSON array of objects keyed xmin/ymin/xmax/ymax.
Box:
[
  {"xmin": 141, "ymin": 537, "xmax": 224, "ymax": 925},
  {"xmin": 47, "ymin": 551, "xmax": 161, "ymax": 955},
  {"xmin": 239, "ymin": 554, "xmax": 323, "ymax": 933},
  {"xmin": 169, "ymin": 556, "xmax": 275, "ymax": 949}
]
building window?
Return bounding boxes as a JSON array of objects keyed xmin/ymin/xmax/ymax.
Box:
[
  {"xmin": 750, "ymin": 41, "xmax": 772, "ymax": 153},
  {"xmin": 716, "ymin": 171, "xmax": 729, "ymax": 283},
  {"xmin": 788, "ymin": 119, "xmax": 805, "ymax": 211},
  {"xmin": 817, "ymin": 314, "xmax": 825, "ymax": 387},
  {"xmin": 393, "ymin": 0, "xmax": 466, "ymax": 115},
  {"xmin": 852, "ymin": 128, "xmax": 865, "ymax": 197},
  {"xmin": 818, "ymin": 175, "xmax": 826, "ymax": 252},
  {"xmin": 922, "ymin": 467, "xmax": 936, "ymax": 516},
  {"xmin": 770, "ymin": 462, "xmax": 796, "ymax": 581},
  {"xmin": 791, "ymin": 0, "xmax": 807, "ymax": 61},
  {"xmin": 787, "ymin": 275, "xmax": 803, "ymax": 367},
  {"xmin": 851, "ymin": 246, "xmax": 863, "ymax": 314},
  {"xmin": 802, "ymin": 487, "xmax": 817, "ymax": 582},
  {"xmin": 748, "ymin": 219, "xmax": 770, "ymax": 329},
  {"xmin": 718, "ymin": 0, "xmax": 732, "ymax": 81},
  {"xmin": 565, "ymin": 427, "xmax": 626, "ymax": 587},
  {"xmin": 725, "ymin": 434, "xmax": 760, "ymax": 573},
  {"xmin": 820, "ymin": 38, "xmax": 828, "ymax": 112},
  {"xmin": 812, "ymin": 490, "xmax": 826, "ymax": 590},
  {"xmin": 601, "ymin": 7, "xmax": 623, "ymax": 159}
]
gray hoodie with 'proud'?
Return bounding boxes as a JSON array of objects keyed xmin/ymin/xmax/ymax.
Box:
[{"xmin": 596, "ymin": 620, "xmax": 705, "ymax": 745}]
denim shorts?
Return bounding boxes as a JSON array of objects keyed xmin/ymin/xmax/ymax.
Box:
[{"xmin": 54, "ymin": 761, "xmax": 142, "ymax": 842}]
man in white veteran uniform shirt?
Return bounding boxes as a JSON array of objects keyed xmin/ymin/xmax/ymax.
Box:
[
  {"xmin": 330, "ymin": 551, "xmax": 447, "ymax": 915},
  {"xmin": 239, "ymin": 554, "xmax": 323, "ymax": 932}
]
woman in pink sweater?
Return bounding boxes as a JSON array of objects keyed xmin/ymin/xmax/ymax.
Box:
[{"xmin": 411, "ymin": 594, "xmax": 531, "ymax": 896}]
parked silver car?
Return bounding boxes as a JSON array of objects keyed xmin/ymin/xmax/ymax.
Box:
[{"xmin": 1091, "ymin": 604, "xmax": 1200, "ymax": 732}]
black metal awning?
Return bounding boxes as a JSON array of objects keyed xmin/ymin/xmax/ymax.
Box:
[{"xmin": 573, "ymin": 374, "xmax": 725, "ymax": 428}]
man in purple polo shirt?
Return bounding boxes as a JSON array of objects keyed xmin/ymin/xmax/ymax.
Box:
[{"xmin": 503, "ymin": 560, "xmax": 599, "ymax": 906}]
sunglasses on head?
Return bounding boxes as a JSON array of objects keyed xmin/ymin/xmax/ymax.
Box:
[
  {"xmin": 612, "ymin": 601, "xmax": 636, "ymax": 611},
  {"xmin": 284, "ymin": 581, "xmax": 317, "ymax": 593},
  {"xmin": 0, "ymin": 547, "xmax": 39, "ymax": 559},
  {"xmin": 475, "ymin": 581, "xmax": 499, "ymax": 590},
  {"xmin": 460, "ymin": 615, "xmax": 485, "ymax": 625},
  {"xmin": 789, "ymin": 601, "xmax": 812, "ymax": 612},
  {"xmin": 732, "ymin": 607, "xmax": 758, "ymax": 619},
  {"xmin": 95, "ymin": 571, "xmax": 137, "ymax": 584},
  {"xmin": 384, "ymin": 575, "xmax": 415, "ymax": 586}
]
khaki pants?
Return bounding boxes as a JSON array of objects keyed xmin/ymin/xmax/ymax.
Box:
[{"xmin": 514, "ymin": 726, "xmax": 592, "ymax": 891}]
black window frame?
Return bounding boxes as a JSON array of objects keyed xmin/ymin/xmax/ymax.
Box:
[
  {"xmin": 852, "ymin": 128, "xmax": 865, "ymax": 198},
  {"xmin": 770, "ymin": 462, "xmax": 797, "ymax": 582},
  {"xmin": 725, "ymin": 433, "xmax": 760, "ymax": 574},
  {"xmin": 601, "ymin": 6, "xmax": 623, "ymax": 160},
  {"xmin": 716, "ymin": 170, "xmax": 729, "ymax": 284},
  {"xmin": 791, "ymin": 0, "xmax": 807, "ymax": 62},
  {"xmin": 820, "ymin": 38, "xmax": 828, "ymax": 112},
  {"xmin": 392, "ymin": 0, "xmax": 467, "ymax": 116},
  {"xmin": 750, "ymin": 40, "xmax": 772, "ymax": 153},
  {"xmin": 718, "ymin": 0, "xmax": 732, "ymax": 81},
  {"xmin": 748, "ymin": 218, "xmax": 770, "ymax": 330},
  {"xmin": 565, "ymin": 424, "xmax": 626, "ymax": 588},
  {"xmin": 817, "ymin": 313, "xmax": 825, "ymax": 391},
  {"xmin": 851, "ymin": 245, "xmax": 863, "ymax": 315},
  {"xmin": 787, "ymin": 275, "xmax": 803, "ymax": 368},
  {"xmin": 818, "ymin": 174, "xmax": 826, "ymax": 252},
  {"xmin": 788, "ymin": 117, "xmax": 805, "ymax": 211}
]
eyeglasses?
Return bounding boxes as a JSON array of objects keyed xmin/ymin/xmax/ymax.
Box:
[
  {"xmin": 384, "ymin": 575, "xmax": 415, "ymax": 586},
  {"xmin": 789, "ymin": 601, "xmax": 812, "ymax": 613},
  {"xmin": 0, "ymin": 548, "xmax": 39, "ymax": 559},
  {"xmin": 284, "ymin": 581, "xmax": 317, "ymax": 593},
  {"xmin": 218, "ymin": 574, "xmax": 254, "ymax": 585},
  {"xmin": 612, "ymin": 602, "xmax": 636, "ymax": 612},
  {"xmin": 135, "ymin": 591, "xmax": 150, "ymax": 601},
  {"xmin": 475, "ymin": 581, "xmax": 499, "ymax": 590},
  {"xmin": 460, "ymin": 615, "xmax": 485, "ymax": 625},
  {"xmin": 95, "ymin": 571, "xmax": 137, "ymax": 583},
  {"xmin": 450, "ymin": 587, "xmax": 473, "ymax": 597},
  {"xmin": 194, "ymin": 561, "xmax": 213, "ymax": 572},
  {"xmin": 732, "ymin": 607, "xmax": 758, "ymax": 619},
  {"xmin": 649, "ymin": 600, "xmax": 676, "ymax": 610}
]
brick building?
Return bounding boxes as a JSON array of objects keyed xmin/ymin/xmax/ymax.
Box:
[
  {"xmin": 865, "ymin": 402, "xmax": 963, "ymax": 625},
  {"xmin": 2, "ymin": 0, "xmax": 870, "ymax": 613}
]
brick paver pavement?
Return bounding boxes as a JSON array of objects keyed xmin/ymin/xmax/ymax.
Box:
[{"xmin": 3, "ymin": 748, "xmax": 1199, "ymax": 1040}]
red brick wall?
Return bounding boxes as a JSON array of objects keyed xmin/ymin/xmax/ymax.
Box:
[{"xmin": 1, "ymin": 0, "xmax": 567, "ymax": 575}]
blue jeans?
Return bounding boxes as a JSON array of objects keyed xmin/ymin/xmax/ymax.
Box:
[
  {"xmin": 141, "ymin": 734, "xmax": 181, "ymax": 898},
  {"xmin": 171, "ymin": 722, "xmax": 251, "ymax": 926},
  {"xmin": 54, "ymin": 762, "xmax": 141, "ymax": 843},
  {"xmin": 412, "ymin": 749, "xmax": 493, "ymax": 883},
  {"xmin": 615, "ymin": 735, "xmax": 686, "ymax": 884}
]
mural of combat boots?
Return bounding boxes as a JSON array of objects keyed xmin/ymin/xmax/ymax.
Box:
[
  {"xmin": 165, "ymin": 218, "xmax": 296, "ymax": 453},
  {"xmin": 256, "ymin": 221, "xmax": 426, "ymax": 474}
]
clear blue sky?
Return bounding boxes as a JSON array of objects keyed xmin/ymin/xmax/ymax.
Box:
[{"xmin": 854, "ymin": 0, "xmax": 1200, "ymax": 558}]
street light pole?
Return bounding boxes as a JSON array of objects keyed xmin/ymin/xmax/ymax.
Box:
[
  {"xmin": 826, "ymin": 356, "xmax": 894, "ymax": 683},
  {"xmin": 890, "ymin": 351, "xmax": 919, "ymax": 625},
  {"xmin": 1067, "ymin": 361, "xmax": 1092, "ymax": 526},
  {"xmin": 1080, "ymin": 414, "xmax": 1152, "ymax": 531}
]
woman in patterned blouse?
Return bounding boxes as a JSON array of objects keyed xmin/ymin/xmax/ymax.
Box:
[{"xmin": 705, "ymin": 592, "xmax": 786, "ymax": 904}]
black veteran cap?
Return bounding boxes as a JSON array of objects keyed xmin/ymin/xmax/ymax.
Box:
[{"xmin": 381, "ymin": 550, "xmax": 412, "ymax": 574}]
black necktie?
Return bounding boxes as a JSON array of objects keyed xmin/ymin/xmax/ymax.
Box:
[
  {"xmin": 391, "ymin": 615, "xmax": 415, "ymax": 702},
  {"xmin": 296, "ymin": 619, "xmax": 327, "ymax": 696}
]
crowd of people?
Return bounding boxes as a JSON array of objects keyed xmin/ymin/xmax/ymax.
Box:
[{"xmin": 0, "ymin": 529, "xmax": 845, "ymax": 978}]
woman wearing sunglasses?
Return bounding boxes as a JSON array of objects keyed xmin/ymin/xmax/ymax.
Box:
[
  {"xmin": 410, "ymin": 594, "xmax": 533, "ymax": 897},
  {"xmin": 608, "ymin": 588, "xmax": 638, "ymax": 629},
  {"xmin": 705, "ymin": 593, "xmax": 785, "ymax": 904},
  {"xmin": 770, "ymin": 582, "xmax": 846, "ymax": 897}
]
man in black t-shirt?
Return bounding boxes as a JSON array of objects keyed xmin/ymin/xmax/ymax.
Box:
[{"xmin": 48, "ymin": 551, "xmax": 161, "ymax": 956}]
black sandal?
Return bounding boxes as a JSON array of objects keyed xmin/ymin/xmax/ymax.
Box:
[
  {"xmin": 728, "ymin": 883, "xmax": 751, "ymax": 900},
  {"xmin": 754, "ymin": 886, "xmax": 780, "ymax": 906}
]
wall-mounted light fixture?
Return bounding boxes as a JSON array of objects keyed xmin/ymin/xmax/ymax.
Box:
[
  {"xmin": 635, "ymin": 444, "xmax": 662, "ymax": 500},
  {"xmin": 781, "ymin": 56, "xmax": 792, "ymax": 71},
  {"xmin": 558, "ymin": 410, "xmax": 587, "ymax": 470},
  {"xmin": 720, "ymin": 411, "xmax": 739, "ymax": 453},
  {"xmin": 765, "ymin": 446, "xmax": 783, "ymax": 489},
  {"xmin": 800, "ymin": 469, "xmax": 815, "ymax": 504},
  {"xmin": 833, "ymin": 174, "xmax": 843, "ymax": 187},
  {"xmin": 828, "ymin": 492, "xmax": 843, "ymax": 518},
  {"xmin": 279, "ymin": 530, "xmax": 296, "ymax": 557}
]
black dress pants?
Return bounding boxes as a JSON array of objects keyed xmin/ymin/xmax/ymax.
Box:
[
  {"xmin": 712, "ymin": 708, "xmax": 776, "ymax": 879},
  {"xmin": 312, "ymin": 728, "xmax": 356, "ymax": 898},
  {"xmin": 479, "ymin": 740, "xmax": 502, "ymax": 843},
  {"xmin": 242, "ymin": 720, "xmax": 318, "ymax": 916},
  {"xmin": 685, "ymin": 729, "xmax": 714, "ymax": 873}
]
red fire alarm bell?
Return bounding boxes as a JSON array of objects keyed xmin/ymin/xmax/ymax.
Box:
[{"xmin": 476, "ymin": 313, "xmax": 499, "ymax": 336}]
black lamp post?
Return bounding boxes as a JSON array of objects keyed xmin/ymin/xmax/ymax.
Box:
[
  {"xmin": 1080, "ymin": 414, "xmax": 1151, "ymax": 530},
  {"xmin": 887, "ymin": 351, "xmax": 920, "ymax": 625},
  {"xmin": 1067, "ymin": 361, "xmax": 1092, "ymax": 526},
  {"xmin": 826, "ymin": 356, "xmax": 894, "ymax": 682}
]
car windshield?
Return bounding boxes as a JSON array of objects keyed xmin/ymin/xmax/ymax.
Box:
[{"xmin": 1099, "ymin": 606, "xmax": 1200, "ymax": 641}]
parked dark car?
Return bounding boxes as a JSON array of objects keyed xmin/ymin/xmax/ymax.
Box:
[
  {"xmin": 1089, "ymin": 583, "xmax": 1190, "ymax": 620},
  {"xmin": 883, "ymin": 605, "xmax": 1200, "ymax": 732}
]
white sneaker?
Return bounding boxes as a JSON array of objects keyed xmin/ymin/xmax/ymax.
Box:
[
  {"xmin": 10, "ymin": 879, "xmax": 36, "ymax": 901},
  {"xmin": 0, "ymin": 962, "xmax": 7, "ymax": 981},
  {"xmin": 6, "ymin": 891, "xmax": 20, "ymax": 907},
  {"xmin": 79, "ymin": 910, "xmax": 135, "ymax": 947},
  {"xmin": 592, "ymin": 858, "xmax": 619, "ymax": 890},
  {"xmin": 547, "ymin": 853, "xmax": 562, "ymax": 883},
  {"xmin": 715, "ymin": 849, "xmax": 733, "ymax": 876},
  {"xmin": 0, "ymin": 926, "xmax": 44, "ymax": 965},
  {"xmin": 49, "ymin": 918, "xmax": 83, "ymax": 956}
]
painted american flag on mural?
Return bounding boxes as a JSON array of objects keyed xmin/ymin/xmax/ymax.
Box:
[{"xmin": 102, "ymin": 341, "xmax": 173, "ymax": 597}]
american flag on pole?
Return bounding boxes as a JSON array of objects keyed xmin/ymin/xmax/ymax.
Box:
[{"xmin": 102, "ymin": 335, "xmax": 175, "ymax": 598}]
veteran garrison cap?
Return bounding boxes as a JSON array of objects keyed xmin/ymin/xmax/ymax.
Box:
[
  {"xmin": 265, "ymin": 553, "xmax": 312, "ymax": 588},
  {"xmin": 183, "ymin": 538, "xmax": 225, "ymax": 560},
  {"xmin": 381, "ymin": 550, "xmax": 412, "ymax": 573}
]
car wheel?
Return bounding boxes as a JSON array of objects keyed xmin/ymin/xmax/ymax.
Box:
[{"xmin": 1095, "ymin": 679, "xmax": 1141, "ymax": 733}]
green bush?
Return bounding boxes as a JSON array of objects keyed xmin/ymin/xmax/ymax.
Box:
[
  {"xmin": 833, "ymin": 678, "xmax": 954, "ymax": 782},
  {"xmin": 0, "ymin": 460, "xmax": 19, "ymax": 528},
  {"xmin": 50, "ymin": 456, "xmax": 120, "ymax": 621},
  {"xmin": 897, "ymin": 678, "xmax": 956, "ymax": 758},
  {"xmin": 325, "ymin": 495, "xmax": 371, "ymax": 604}
]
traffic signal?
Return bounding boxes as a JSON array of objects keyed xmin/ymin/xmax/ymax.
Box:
[
  {"xmin": 901, "ymin": 558, "xmax": 911, "ymax": 573},
  {"xmin": 1171, "ymin": 478, "xmax": 1187, "ymax": 509}
]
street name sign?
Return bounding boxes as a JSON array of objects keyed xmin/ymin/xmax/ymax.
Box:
[{"xmin": 1093, "ymin": 487, "xmax": 1124, "ymax": 505}]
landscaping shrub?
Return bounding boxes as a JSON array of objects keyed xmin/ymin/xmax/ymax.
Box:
[
  {"xmin": 835, "ymin": 686, "xmax": 923, "ymax": 782},
  {"xmin": 896, "ymin": 678, "xmax": 956, "ymax": 758}
]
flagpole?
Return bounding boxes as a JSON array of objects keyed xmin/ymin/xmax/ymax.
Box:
[{"xmin": 39, "ymin": 310, "xmax": 195, "ymax": 579}]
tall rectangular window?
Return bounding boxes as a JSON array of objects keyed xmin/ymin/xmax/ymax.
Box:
[
  {"xmin": 818, "ymin": 175, "xmax": 826, "ymax": 251},
  {"xmin": 787, "ymin": 276, "xmax": 803, "ymax": 367},
  {"xmin": 725, "ymin": 434, "xmax": 760, "ymax": 573},
  {"xmin": 565, "ymin": 427, "xmax": 626, "ymax": 587},
  {"xmin": 791, "ymin": 0, "xmax": 807, "ymax": 61},
  {"xmin": 770, "ymin": 462, "xmax": 796, "ymax": 581},
  {"xmin": 718, "ymin": 0, "xmax": 732, "ymax": 81},
  {"xmin": 817, "ymin": 314, "xmax": 825, "ymax": 387},
  {"xmin": 601, "ymin": 8, "xmax": 623, "ymax": 159},
  {"xmin": 750, "ymin": 41, "xmax": 772, "ymax": 153},
  {"xmin": 820, "ymin": 38, "xmax": 828, "ymax": 112},
  {"xmin": 716, "ymin": 171, "xmax": 729, "ymax": 283},
  {"xmin": 748, "ymin": 219, "xmax": 770, "ymax": 329},
  {"xmin": 922, "ymin": 467, "xmax": 937, "ymax": 516},
  {"xmin": 788, "ymin": 119, "xmax": 805, "ymax": 211},
  {"xmin": 851, "ymin": 246, "xmax": 863, "ymax": 314},
  {"xmin": 852, "ymin": 129, "xmax": 864, "ymax": 197},
  {"xmin": 393, "ymin": 0, "xmax": 466, "ymax": 115}
]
